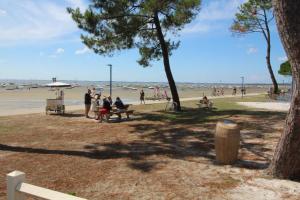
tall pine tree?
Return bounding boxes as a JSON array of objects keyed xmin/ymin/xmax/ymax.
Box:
[{"xmin": 68, "ymin": 0, "xmax": 201, "ymax": 111}]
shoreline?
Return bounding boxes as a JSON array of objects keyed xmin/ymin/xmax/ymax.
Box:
[{"xmin": 0, "ymin": 93, "xmax": 264, "ymax": 117}]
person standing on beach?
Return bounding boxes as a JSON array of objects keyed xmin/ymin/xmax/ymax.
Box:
[
  {"xmin": 84, "ymin": 89, "xmax": 92, "ymax": 118},
  {"xmin": 221, "ymin": 88, "xmax": 224, "ymax": 96},
  {"xmin": 92, "ymin": 94, "xmax": 101, "ymax": 119},
  {"xmin": 91, "ymin": 87, "xmax": 96, "ymax": 98},
  {"xmin": 140, "ymin": 89, "xmax": 145, "ymax": 104},
  {"xmin": 232, "ymin": 87, "xmax": 237, "ymax": 95},
  {"xmin": 212, "ymin": 87, "xmax": 217, "ymax": 96}
]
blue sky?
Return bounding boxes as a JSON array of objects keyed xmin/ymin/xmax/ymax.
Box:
[{"xmin": 0, "ymin": 0, "xmax": 290, "ymax": 84}]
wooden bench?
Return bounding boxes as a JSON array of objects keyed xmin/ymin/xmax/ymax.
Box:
[
  {"xmin": 110, "ymin": 109, "xmax": 134, "ymax": 120},
  {"xmin": 98, "ymin": 104, "xmax": 134, "ymax": 122},
  {"xmin": 197, "ymin": 100, "xmax": 213, "ymax": 109}
]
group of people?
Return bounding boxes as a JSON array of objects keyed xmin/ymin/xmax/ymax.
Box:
[
  {"xmin": 84, "ymin": 88, "xmax": 127, "ymax": 122},
  {"xmin": 212, "ymin": 87, "xmax": 225, "ymax": 96},
  {"xmin": 212, "ymin": 87, "xmax": 246, "ymax": 96}
]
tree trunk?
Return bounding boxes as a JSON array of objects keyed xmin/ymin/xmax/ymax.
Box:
[
  {"xmin": 269, "ymin": 0, "xmax": 300, "ymax": 180},
  {"xmin": 153, "ymin": 12, "xmax": 181, "ymax": 111},
  {"xmin": 265, "ymin": 13, "xmax": 279, "ymax": 94},
  {"xmin": 266, "ymin": 38, "xmax": 279, "ymax": 94}
]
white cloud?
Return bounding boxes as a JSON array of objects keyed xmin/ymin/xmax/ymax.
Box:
[
  {"xmin": 0, "ymin": 9, "xmax": 7, "ymax": 16},
  {"xmin": 56, "ymin": 48, "xmax": 65, "ymax": 54},
  {"xmin": 65, "ymin": 0, "xmax": 87, "ymax": 11},
  {"xmin": 247, "ymin": 47, "xmax": 258, "ymax": 54},
  {"xmin": 278, "ymin": 56, "xmax": 288, "ymax": 62},
  {"xmin": 183, "ymin": 0, "xmax": 246, "ymax": 34},
  {"xmin": 197, "ymin": 0, "xmax": 246, "ymax": 21},
  {"xmin": 48, "ymin": 48, "xmax": 65, "ymax": 58},
  {"xmin": 0, "ymin": 0, "xmax": 87, "ymax": 44},
  {"xmin": 75, "ymin": 46, "xmax": 91, "ymax": 55},
  {"xmin": 182, "ymin": 24, "xmax": 212, "ymax": 34}
]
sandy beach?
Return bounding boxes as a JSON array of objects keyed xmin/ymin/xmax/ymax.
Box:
[
  {"xmin": 0, "ymin": 84, "xmax": 268, "ymax": 116},
  {"xmin": 0, "ymin": 91, "xmax": 264, "ymax": 116}
]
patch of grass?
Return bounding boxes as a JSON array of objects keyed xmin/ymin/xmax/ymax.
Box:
[
  {"xmin": 206, "ymin": 174, "xmax": 241, "ymax": 190},
  {"xmin": 0, "ymin": 126, "xmax": 22, "ymax": 134},
  {"xmin": 68, "ymin": 192, "xmax": 77, "ymax": 196},
  {"xmin": 133, "ymin": 94, "xmax": 286, "ymax": 127}
]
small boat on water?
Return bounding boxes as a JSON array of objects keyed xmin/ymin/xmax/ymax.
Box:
[
  {"xmin": 5, "ymin": 83, "xmax": 18, "ymax": 90},
  {"xmin": 123, "ymin": 86, "xmax": 138, "ymax": 90},
  {"xmin": 148, "ymin": 86, "xmax": 155, "ymax": 89}
]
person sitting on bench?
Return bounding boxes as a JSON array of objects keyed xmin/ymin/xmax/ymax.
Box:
[
  {"xmin": 202, "ymin": 96, "xmax": 209, "ymax": 104},
  {"xmin": 99, "ymin": 97, "xmax": 112, "ymax": 122},
  {"xmin": 114, "ymin": 97, "xmax": 125, "ymax": 109},
  {"xmin": 200, "ymin": 96, "xmax": 213, "ymax": 108}
]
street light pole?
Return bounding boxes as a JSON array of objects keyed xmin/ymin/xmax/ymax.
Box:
[
  {"xmin": 241, "ymin": 76, "xmax": 244, "ymax": 98},
  {"xmin": 107, "ymin": 64, "xmax": 112, "ymax": 97}
]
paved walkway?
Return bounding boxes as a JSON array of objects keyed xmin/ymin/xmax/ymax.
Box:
[
  {"xmin": 0, "ymin": 93, "xmax": 264, "ymax": 116},
  {"xmin": 237, "ymin": 102, "xmax": 290, "ymax": 111}
]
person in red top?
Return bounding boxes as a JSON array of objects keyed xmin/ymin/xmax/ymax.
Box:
[{"xmin": 98, "ymin": 97, "xmax": 112, "ymax": 122}]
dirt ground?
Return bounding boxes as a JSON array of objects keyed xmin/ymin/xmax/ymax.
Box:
[{"xmin": 1, "ymin": 98, "xmax": 300, "ymax": 199}]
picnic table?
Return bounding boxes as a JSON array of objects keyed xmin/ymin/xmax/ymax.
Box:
[{"xmin": 97, "ymin": 104, "xmax": 134, "ymax": 121}]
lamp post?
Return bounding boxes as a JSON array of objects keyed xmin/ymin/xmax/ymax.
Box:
[
  {"xmin": 107, "ymin": 64, "xmax": 112, "ymax": 97},
  {"xmin": 241, "ymin": 76, "xmax": 244, "ymax": 98}
]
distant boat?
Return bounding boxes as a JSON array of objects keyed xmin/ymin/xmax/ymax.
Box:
[
  {"xmin": 123, "ymin": 86, "xmax": 138, "ymax": 90},
  {"xmin": 72, "ymin": 83, "xmax": 80, "ymax": 87},
  {"xmin": 148, "ymin": 86, "xmax": 155, "ymax": 89},
  {"xmin": 30, "ymin": 84, "xmax": 39, "ymax": 88},
  {"xmin": 5, "ymin": 83, "xmax": 18, "ymax": 90}
]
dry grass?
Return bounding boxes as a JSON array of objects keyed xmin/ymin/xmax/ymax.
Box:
[{"xmin": 0, "ymin": 95, "xmax": 291, "ymax": 199}]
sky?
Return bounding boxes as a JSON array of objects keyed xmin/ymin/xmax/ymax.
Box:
[{"xmin": 0, "ymin": 0, "xmax": 290, "ymax": 84}]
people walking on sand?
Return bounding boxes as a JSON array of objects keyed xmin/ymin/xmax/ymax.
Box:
[
  {"xmin": 232, "ymin": 87, "xmax": 237, "ymax": 95},
  {"xmin": 221, "ymin": 88, "xmax": 224, "ymax": 96},
  {"xmin": 241, "ymin": 87, "xmax": 246, "ymax": 95},
  {"xmin": 163, "ymin": 89, "xmax": 171, "ymax": 101},
  {"xmin": 140, "ymin": 89, "xmax": 145, "ymax": 104},
  {"xmin": 212, "ymin": 87, "xmax": 217, "ymax": 96},
  {"xmin": 84, "ymin": 89, "xmax": 92, "ymax": 118}
]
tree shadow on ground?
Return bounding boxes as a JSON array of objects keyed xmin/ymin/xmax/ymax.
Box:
[
  {"xmin": 0, "ymin": 107, "xmax": 286, "ymax": 173},
  {"xmin": 49, "ymin": 113, "xmax": 85, "ymax": 118}
]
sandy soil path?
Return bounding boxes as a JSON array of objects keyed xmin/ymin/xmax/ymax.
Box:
[
  {"xmin": 237, "ymin": 102, "xmax": 290, "ymax": 111},
  {"xmin": 0, "ymin": 93, "xmax": 263, "ymax": 116}
]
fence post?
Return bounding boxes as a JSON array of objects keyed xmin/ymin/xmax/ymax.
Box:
[{"xmin": 7, "ymin": 171, "xmax": 26, "ymax": 200}]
